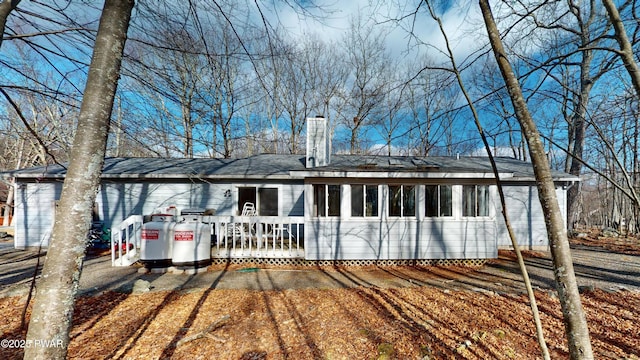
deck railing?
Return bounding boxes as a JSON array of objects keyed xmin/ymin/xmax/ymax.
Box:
[
  {"xmin": 111, "ymin": 215, "xmax": 143, "ymax": 266},
  {"xmin": 110, "ymin": 215, "xmax": 305, "ymax": 266},
  {"xmin": 204, "ymin": 215, "xmax": 305, "ymax": 258}
]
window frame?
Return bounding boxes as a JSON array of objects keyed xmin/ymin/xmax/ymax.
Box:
[
  {"xmin": 351, "ymin": 184, "xmax": 379, "ymax": 218},
  {"xmin": 238, "ymin": 186, "xmax": 279, "ymax": 216},
  {"xmin": 258, "ymin": 187, "xmax": 279, "ymax": 216},
  {"xmin": 388, "ymin": 184, "xmax": 416, "ymax": 218},
  {"xmin": 313, "ymin": 184, "xmax": 341, "ymax": 217},
  {"xmin": 238, "ymin": 187, "xmax": 257, "ymax": 215},
  {"xmin": 462, "ymin": 184, "xmax": 490, "ymax": 217},
  {"xmin": 425, "ymin": 184, "xmax": 453, "ymax": 217}
]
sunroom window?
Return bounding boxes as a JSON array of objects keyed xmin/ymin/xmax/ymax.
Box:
[
  {"xmin": 425, "ymin": 185, "xmax": 452, "ymax": 217},
  {"xmin": 351, "ymin": 185, "xmax": 378, "ymax": 217},
  {"xmin": 388, "ymin": 185, "xmax": 415, "ymax": 217},
  {"xmin": 462, "ymin": 185, "xmax": 490, "ymax": 217},
  {"xmin": 313, "ymin": 184, "xmax": 341, "ymax": 217}
]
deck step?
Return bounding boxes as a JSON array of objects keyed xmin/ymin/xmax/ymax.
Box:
[{"xmin": 113, "ymin": 251, "xmax": 139, "ymax": 266}]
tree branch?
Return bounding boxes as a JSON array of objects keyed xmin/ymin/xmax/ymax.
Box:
[{"xmin": 0, "ymin": 88, "xmax": 65, "ymax": 168}]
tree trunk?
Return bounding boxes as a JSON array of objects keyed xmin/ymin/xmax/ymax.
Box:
[
  {"xmin": 566, "ymin": 49, "xmax": 595, "ymax": 231},
  {"xmin": 424, "ymin": 3, "xmax": 550, "ymax": 357},
  {"xmin": 603, "ymin": 0, "xmax": 640, "ymax": 234},
  {"xmin": 24, "ymin": 1, "xmax": 134, "ymax": 359},
  {"xmin": 603, "ymin": 0, "xmax": 640, "ymax": 99},
  {"xmin": 479, "ymin": 1, "xmax": 594, "ymax": 359},
  {"xmin": 0, "ymin": 0, "xmax": 21, "ymax": 50},
  {"xmin": 2, "ymin": 182, "xmax": 13, "ymax": 226}
]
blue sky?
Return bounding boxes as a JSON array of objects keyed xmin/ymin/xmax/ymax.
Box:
[{"xmin": 4, "ymin": 0, "xmax": 625, "ymax": 164}]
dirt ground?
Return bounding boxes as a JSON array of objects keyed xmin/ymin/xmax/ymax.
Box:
[{"xmin": 1, "ymin": 231, "xmax": 639, "ymax": 359}]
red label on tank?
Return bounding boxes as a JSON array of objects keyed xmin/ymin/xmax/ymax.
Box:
[
  {"xmin": 142, "ymin": 229, "xmax": 159, "ymax": 240},
  {"xmin": 174, "ymin": 230, "xmax": 194, "ymax": 241}
]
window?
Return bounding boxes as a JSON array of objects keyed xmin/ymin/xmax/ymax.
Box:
[
  {"xmin": 328, "ymin": 185, "xmax": 340, "ymax": 216},
  {"xmin": 388, "ymin": 185, "xmax": 415, "ymax": 217},
  {"xmin": 366, "ymin": 185, "xmax": 379, "ymax": 217},
  {"xmin": 313, "ymin": 185, "xmax": 325, "ymax": 217},
  {"xmin": 258, "ymin": 188, "xmax": 278, "ymax": 216},
  {"xmin": 425, "ymin": 185, "xmax": 452, "ymax": 217},
  {"xmin": 463, "ymin": 185, "xmax": 490, "ymax": 217},
  {"xmin": 313, "ymin": 184, "xmax": 341, "ymax": 217},
  {"xmin": 238, "ymin": 187, "xmax": 278, "ymax": 216},
  {"xmin": 351, "ymin": 185, "xmax": 378, "ymax": 217},
  {"xmin": 238, "ymin": 187, "xmax": 256, "ymax": 215}
]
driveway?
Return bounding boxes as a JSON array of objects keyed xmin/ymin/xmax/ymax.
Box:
[{"xmin": 1, "ymin": 239, "xmax": 638, "ymax": 298}]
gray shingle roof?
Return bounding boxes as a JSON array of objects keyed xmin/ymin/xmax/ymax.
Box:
[
  {"xmin": 0, "ymin": 154, "xmax": 578, "ymax": 181},
  {"xmin": 1, "ymin": 155, "xmax": 305, "ymax": 180},
  {"xmin": 303, "ymin": 155, "xmax": 576, "ymax": 181}
]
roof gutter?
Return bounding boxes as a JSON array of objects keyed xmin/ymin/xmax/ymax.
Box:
[{"xmin": 293, "ymin": 170, "xmax": 516, "ymax": 179}]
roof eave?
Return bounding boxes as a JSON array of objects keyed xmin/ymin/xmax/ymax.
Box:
[
  {"xmin": 9, "ymin": 173, "xmax": 304, "ymax": 181},
  {"xmin": 293, "ymin": 170, "xmax": 515, "ymax": 179}
]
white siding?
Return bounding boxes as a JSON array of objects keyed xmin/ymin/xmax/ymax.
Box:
[
  {"xmin": 283, "ymin": 184, "xmax": 305, "ymax": 216},
  {"xmin": 98, "ymin": 182, "xmax": 234, "ymax": 225},
  {"xmin": 17, "ymin": 180, "xmax": 305, "ymax": 247},
  {"xmin": 98, "ymin": 181, "xmax": 304, "ymax": 224},
  {"xmin": 14, "ymin": 177, "xmax": 565, "ymax": 257},
  {"xmin": 304, "ymin": 218, "xmax": 497, "ymax": 260},
  {"xmin": 304, "ymin": 183, "xmax": 498, "ymax": 260},
  {"xmin": 495, "ymin": 185, "xmax": 568, "ymax": 250},
  {"xmin": 14, "ymin": 182, "xmax": 61, "ymax": 248}
]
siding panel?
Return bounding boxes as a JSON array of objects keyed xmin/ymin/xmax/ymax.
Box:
[
  {"xmin": 14, "ymin": 183, "xmax": 61, "ymax": 247},
  {"xmin": 496, "ymin": 185, "xmax": 568, "ymax": 250},
  {"xmin": 98, "ymin": 182, "xmax": 303, "ymax": 226},
  {"xmin": 18, "ymin": 181, "xmax": 304, "ymax": 247},
  {"xmin": 305, "ymin": 218, "xmax": 497, "ymax": 260}
]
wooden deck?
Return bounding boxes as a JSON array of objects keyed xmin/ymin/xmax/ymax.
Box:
[{"xmin": 207, "ymin": 216, "xmax": 305, "ymax": 259}]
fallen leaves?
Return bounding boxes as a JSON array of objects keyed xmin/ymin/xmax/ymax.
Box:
[
  {"xmin": 571, "ymin": 229, "xmax": 640, "ymax": 255},
  {"xmin": 4, "ymin": 286, "xmax": 638, "ymax": 359},
  {"xmin": 1, "ymin": 233, "xmax": 639, "ymax": 359}
]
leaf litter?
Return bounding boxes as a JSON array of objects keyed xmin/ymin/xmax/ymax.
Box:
[{"xmin": 0, "ymin": 234, "xmax": 638, "ymax": 359}]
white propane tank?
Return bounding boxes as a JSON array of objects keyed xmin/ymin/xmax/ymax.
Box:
[
  {"xmin": 172, "ymin": 215, "xmax": 211, "ymax": 268},
  {"xmin": 140, "ymin": 214, "xmax": 175, "ymax": 268}
]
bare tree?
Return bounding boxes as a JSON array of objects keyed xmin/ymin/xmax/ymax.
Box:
[
  {"xmin": 253, "ymin": 32, "xmax": 288, "ymax": 154},
  {"xmin": 0, "ymin": 94, "xmax": 72, "ymax": 169},
  {"xmin": 581, "ymin": 85, "xmax": 640, "ymax": 231},
  {"xmin": 422, "ymin": 3, "xmax": 550, "ymax": 357},
  {"xmin": 276, "ymin": 34, "xmax": 339, "ymax": 154},
  {"xmin": 0, "ymin": 0, "xmax": 109, "ymax": 169},
  {"xmin": 338, "ymin": 12, "xmax": 391, "ymax": 154},
  {"xmin": 202, "ymin": 22, "xmax": 248, "ymax": 158},
  {"xmin": 405, "ymin": 61, "xmax": 460, "ymax": 156},
  {"xmin": 471, "ymin": 59, "xmax": 528, "ymax": 160},
  {"xmin": 479, "ymin": 1, "xmax": 593, "ymax": 358},
  {"xmin": 0, "ymin": 0, "xmax": 20, "ymax": 50},
  {"xmin": 146, "ymin": 26, "xmax": 206, "ymax": 157},
  {"xmin": 270, "ymin": 33, "xmax": 309, "ymax": 154},
  {"xmin": 505, "ymin": 1, "xmax": 618, "ymax": 230},
  {"xmin": 600, "ymin": 0, "xmax": 640, "ymax": 233},
  {"xmin": 376, "ymin": 72, "xmax": 406, "ymax": 156},
  {"xmin": 603, "ymin": 0, "xmax": 640, "ymax": 99},
  {"xmin": 24, "ymin": 1, "xmax": 134, "ymax": 358}
]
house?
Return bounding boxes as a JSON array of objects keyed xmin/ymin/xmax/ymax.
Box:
[{"xmin": 0, "ymin": 118, "xmax": 578, "ymax": 265}]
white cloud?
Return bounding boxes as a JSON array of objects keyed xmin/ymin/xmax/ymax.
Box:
[
  {"xmin": 470, "ymin": 146, "xmax": 529, "ymax": 160},
  {"xmin": 268, "ymin": 1, "xmax": 493, "ymax": 68}
]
